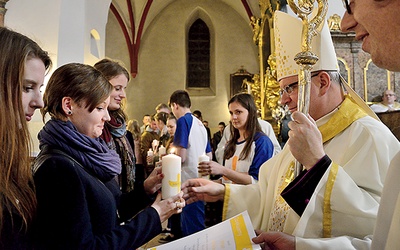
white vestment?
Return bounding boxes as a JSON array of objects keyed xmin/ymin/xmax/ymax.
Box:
[
  {"xmin": 223, "ymin": 98, "xmax": 400, "ymax": 250},
  {"xmin": 370, "ymin": 102, "xmax": 400, "ymax": 113},
  {"xmin": 371, "ymin": 151, "xmax": 400, "ymax": 250}
]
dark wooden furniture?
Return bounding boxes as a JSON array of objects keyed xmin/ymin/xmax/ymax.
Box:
[{"xmin": 377, "ymin": 110, "xmax": 400, "ymax": 141}]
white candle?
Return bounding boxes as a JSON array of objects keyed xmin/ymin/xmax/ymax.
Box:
[
  {"xmin": 198, "ymin": 154, "xmax": 210, "ymax": 179},
  {"xmin": 147, "ymin": 149, "xmax": 154, "ymax": 166},
  {"xmin": 152, "ymin": 139, "xmax": 159, "ymax": 153},
  {"xmin": 159, "ymin": 145, "xmax": 166, "ymax": 158},
  {"xmin": 162, "ymin": 153, "xmax": 181, "ymax": 199}
]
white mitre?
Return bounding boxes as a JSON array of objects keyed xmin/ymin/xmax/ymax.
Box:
[
  {"xmin": 273, "ymin": 10, "xmax": 379, "ymax": 120},
  {"xmin": 274, "ymin": 10, "xmax": 338, "ymax": 81}
]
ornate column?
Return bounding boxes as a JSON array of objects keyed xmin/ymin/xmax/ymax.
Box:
[{"xmin": 0, "ymin": 0, "xmax": 9, "ymax": 27}]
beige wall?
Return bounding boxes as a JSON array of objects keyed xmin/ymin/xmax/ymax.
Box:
[
  {"xmin": 106, "ymin": 0, "xmax": 259, "ymax": 132},
  {"xmin": 6, "ymin": 0, "xmax": 111, "ymax": 154}
]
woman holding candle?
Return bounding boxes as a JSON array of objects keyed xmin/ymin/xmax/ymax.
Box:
[
  {"xmin": 33, "ymin": 63, "xmax": 185, "ymax": 249},
  {"xmin": 94, "ymin": 58, "xmax": 136, "ymax": 193},
  {"xmin": 198, "ymin": 93, "xmax": 274, "ymax": 184}
]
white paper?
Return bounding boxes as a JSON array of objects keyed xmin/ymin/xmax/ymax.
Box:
[{"xmin": 148, "ymin": 211, "xmax": 261, "ymax": 250}]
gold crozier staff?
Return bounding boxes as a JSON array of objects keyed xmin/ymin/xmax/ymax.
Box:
[{"xmin": 286, "ymin": 0, "xmax": 328, "ymax": 176}]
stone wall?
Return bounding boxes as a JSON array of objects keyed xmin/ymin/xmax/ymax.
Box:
[{"xmin": 332, "ymin": 31, "xmax": 400, "ymax": 103}]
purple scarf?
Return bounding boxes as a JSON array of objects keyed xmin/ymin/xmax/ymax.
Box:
[{"xmin": 38, "ymin": 119, "xmax": 121, "ymax": 182}]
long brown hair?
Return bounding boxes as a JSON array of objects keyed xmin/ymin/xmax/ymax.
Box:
[
  {"xmin": 0, "ymin": 27, "xmax": 51, "ymax": 232},
  {"xmin": 223, "ymin": 93, "xmax": 261, "ymax": 161},
  {"xmin": 127, "ymin": 119, "xmax": 141, "ymax": 140},
  {"xmin": 94, "ymin": 58, "xmax": 130, "ymax": 121}
]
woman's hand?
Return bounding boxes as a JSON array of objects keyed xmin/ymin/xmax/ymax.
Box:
[
  {"xmin": 151, "ymin": 192, "xmax": 185, "ymax": 223},
  {"xmin": 198, "ymin": 161, "xmax": 225, "ymax": 176},
  {"xmin": 144, "ymin": 166, "xmax": 163, "ymax": 195},
  {"xmin": 181, "ymin": 178, "xmax": 225, "ymax": 204}
]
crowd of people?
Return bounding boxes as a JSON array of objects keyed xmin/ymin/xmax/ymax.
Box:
[{"xmin": 2, "ymin": 1, "xmax": 400, "ymax": 249}]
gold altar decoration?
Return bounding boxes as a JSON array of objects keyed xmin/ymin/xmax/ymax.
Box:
[
  {"xmin": 287, "ymin": 0, "xmax": 328, "ymax": 176},
  {"xmin": 328, "ymin": 14, "xmax": 341, "ymax": 31},
  {"xmin": 264, "ymin": 53, "xmax": 285, "ymax": 121},
  {"xmin": 242, "ymin": 60, "xmax": 284, "ymax": 123},
  {"xmin": 248, "ymin": 0, "xmax": 282, "ymax": 121},
  {"xmin": 243, "ymin": 74, "xmax": 262, "ymax": 110},
  {"xmin": 244, "ymin": 0, "xmax": 289, "ymax": 137}
]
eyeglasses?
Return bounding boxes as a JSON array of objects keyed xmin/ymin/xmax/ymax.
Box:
[
  {"xmin": 279, "ymin": 73, "xmax": 320, "ymax": 96},
  {"xmin": 279, "ymin": 82, "xmax": 299, "ymax": 96},
  {"xmin": 342, "ymin": 0, "xmax": 352, "ymax": 14}
]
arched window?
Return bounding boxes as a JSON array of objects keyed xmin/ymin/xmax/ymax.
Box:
[{"xmin": 187, "ymin": 18, "xmax": 210, "ymax": 88}]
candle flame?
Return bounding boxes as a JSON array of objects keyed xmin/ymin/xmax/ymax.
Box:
[{"xmin": 170, "ymin": 147, "xmax": 176, "ymax": 154}]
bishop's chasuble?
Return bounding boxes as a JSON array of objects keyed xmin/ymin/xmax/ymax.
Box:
[{"xmin": 222, "ymin": 96, "xmax": 400, "ymax": 249}]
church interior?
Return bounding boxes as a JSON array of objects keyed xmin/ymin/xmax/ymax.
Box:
[{"xmin": 2, "ymin": 0, "xmax": 399, "ymax": 154}]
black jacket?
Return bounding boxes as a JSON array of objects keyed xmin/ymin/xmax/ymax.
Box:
[{"xmin": 33, "ymin": 147, "xmax": 161, "ymax": 250}]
